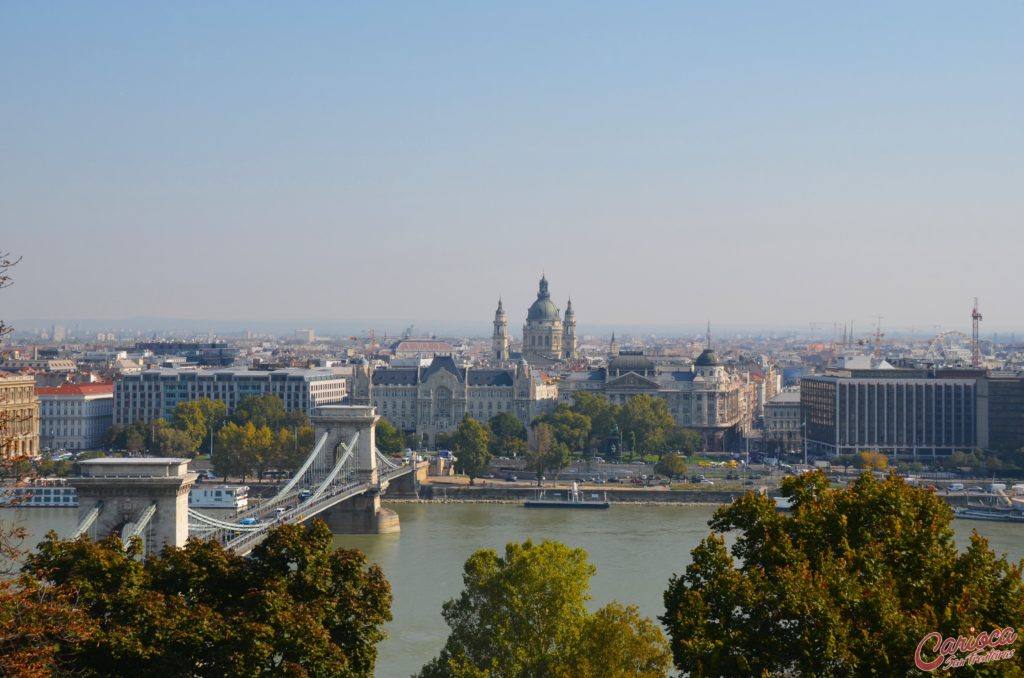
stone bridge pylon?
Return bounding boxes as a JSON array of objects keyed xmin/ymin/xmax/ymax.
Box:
[{"xmin": 311, "ymin": 405, "xmax": 400, "ymax": 534}]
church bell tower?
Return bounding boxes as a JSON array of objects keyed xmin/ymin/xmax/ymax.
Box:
[{"xmin": 493, "ymin": 298, "xmax": 509, "ymax": 362}]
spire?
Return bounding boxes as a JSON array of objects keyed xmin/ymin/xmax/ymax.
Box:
[
  {"xmin": 706, "ymin": 321, "xmax": 712, "ymax": 350},
  {"xmin": 495, "ymin": 297, "xmax": 505, "ymax": 316},
  {"xmin": 565, "ymin": 297, "xmax": 574, "ymax": 316},
  {"xmin": 538, "ymin": 274, "xmax": 550, "ymax": 299}
]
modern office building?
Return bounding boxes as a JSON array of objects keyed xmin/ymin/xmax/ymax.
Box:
[
  {"xmin": 977, "ymin": 372, "xmax": 1024, "ymax": 453},
  {"xmin": 802, "ymin": 367, "xmax": 977, "ymax": 459},
  {"xmin": 0, "ymin": 373, "xmax": 40, "ymax": 458},
  {"xmin": 37, "ymin": 383, "xmax": 114, "ymax": 451},
  {"xmin": 114, "ymin": 367, "xmax": 347, "ymax": 425}
]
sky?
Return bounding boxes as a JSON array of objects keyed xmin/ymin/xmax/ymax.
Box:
[{"xmin": 2, "ymin": 2, "xmax": 1022, "ymax": 336}]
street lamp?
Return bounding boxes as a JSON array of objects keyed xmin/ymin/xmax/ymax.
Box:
[{"xmin": 802, "ymin": 418, "xmax": 808, "ymax": 467}]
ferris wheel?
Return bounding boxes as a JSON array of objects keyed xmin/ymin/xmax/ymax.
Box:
[{"xmin": 925, "ymin": 331, "xmax": 972, "ymax": 364}]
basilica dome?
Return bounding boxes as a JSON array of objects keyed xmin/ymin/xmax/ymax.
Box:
[{"xmin": 526, "ymin": 276, "xmax": 560, "ymax": 322}]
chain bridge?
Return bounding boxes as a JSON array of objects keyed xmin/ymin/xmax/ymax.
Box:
[{"xmin": 70, "ymin": 406, "xmax": 425, "ymax": 556}]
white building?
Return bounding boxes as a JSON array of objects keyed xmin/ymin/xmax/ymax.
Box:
[
  {"xmin": 37, "ymin": 383, "xmax": 114, "ymax": 452},
  {"xmin": 114, "ymin": 367, "xmax": 347, "ymax": 425},
  {"xmin": 763, "ymin": 388, "xmax": 802, "ymax": 454}
]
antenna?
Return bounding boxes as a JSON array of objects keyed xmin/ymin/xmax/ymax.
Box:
[{"xmin": 971, "ymin": 298, "xmax": 983, "ymax": 368}]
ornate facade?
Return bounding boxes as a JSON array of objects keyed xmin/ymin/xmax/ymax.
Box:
[
  {"xmin": 350, "ymin": 356, "xmax": 557, "ymax": 444},
  {"xmin": 558, "ymin": 348, "xmax": 747, "ymax": 451},
  {"xmin": 0, "ymin": 373, "xmax": 40, "ymax": 458},
  {"xmin": 510, "ymin": 275, "xmax": 576, "ymax": 367}
]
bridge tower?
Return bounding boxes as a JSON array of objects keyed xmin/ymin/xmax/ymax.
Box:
[
  {"xmin": 311, "ymin": 405, "xmax": 400, "ymax": 534},
  {"xmin": 71, "ymin": 458, "xmax": 196, "ymax": 556}
]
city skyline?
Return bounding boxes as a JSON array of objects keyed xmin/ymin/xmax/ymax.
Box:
[{"xmin": 4, "ymin": 3, "xmax": 1022, "ymax": 330}]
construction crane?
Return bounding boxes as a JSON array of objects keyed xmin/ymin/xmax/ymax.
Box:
[
  {"xmin": 873, "ymin": 315, "xmax": 885, "ymax": 360},
  {"xmin": 971, "ymin": 298, "xmax": 983, "ymax": 368}
]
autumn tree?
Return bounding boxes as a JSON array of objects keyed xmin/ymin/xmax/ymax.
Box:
[
  {"xmin": 855, "ymin": 449, "xmax": 889, "ymax": 470},
  {"xmin": 451, "ymin": 417, "xmax": 491, "ymax": 485},
  {"xmin": 21, "ymin": 520, "xmax": 392, "ymax": 677},
  {"xmin": 418, "ymin": 540, "xmax": 670, "ymax": 678},
  {"xmin": 0, "ymin": 252, "xmax": 98, "ymax": 677},
  {"xmin": 525, "ymin": 422, "xmax": 572, "ymax": 486},
  {"xmin": 661, "ymin": 471, "xmax": 1024, "ymax": 676},
  {"xmin": 654, "ymin": 452, "xmax": 687, "ymax": 480}
]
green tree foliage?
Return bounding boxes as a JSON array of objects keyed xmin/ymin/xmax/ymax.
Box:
[
  {"xmin": 150, "ymin": 420, "xmax": 195, "ymax": 458},
  {"xmin": 665, "ymin": 427, "xmax": 702, "ymax": 454},
  {"xmin": 654, "ymin": 452, "xmax": 687, "ymax": 479},
  {"xmin": 375, "ymin": 417, "xmax": 405, "ymax": 454},
  {"xmin": 418, "ymin": 540, "xmax": 670, "ymax": 678},
  {"xmin": 525, "ymin": 423, "xmax": 572, "ymax": 485},
  {"xmin": 533, "ymin": 404, "xmax": 591, "ymax": 453},
  {"xmin": 570, "ymin": 392, "xmax": 621, "ymax": 452},
  {"xmin": 451, "ymin": 417, "xmax": 491, "ymax": 485},
  {"xmin": 486, "ymin": 412, "xmax": 528, "ymax": 457},
  {"xmin": 171, "ymin": 398, "xmax": 228, "ymax": 453},
  {"xmin": 231, "ymin": 394, "xmax": 288, "ymax": 430},
  {"xmin": 616, "ymin": 395, "xmax": 675, "ymax": 459},
  {"xmin": 661, "ymin": 472, "xmax": 1024, "ymax": 676},
  {"xmin": 21, "ymin": 520, "xmax": 391, "ymax": 677}
]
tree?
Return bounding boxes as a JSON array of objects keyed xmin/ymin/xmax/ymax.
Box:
[
  {"xmin": 525, "ymin": 423, "xmax": 572, "ymax": 486},
  {"xmin": 451, "ymin": 417, "xmax": 491, "ymax": 485},
  {"xmin": 616, "ymin": 395, "xmax": 675, "ymax": 459},
  {"xmin": 0, "ymin": 253, "xmax": 99, "ymax": 676},
  {"xmin": 854, "ymin": 450, "xmax": 889, "ymax": 470},
  {"xmin": 150, "ymin": 421, "xmax": 195, "ymax": 458},
  {"xmin": 665, "ymin": 427, "xmax": 702, "ymax": 455},
  {"xmin": 654, "ymin": 452, "xmax": 687, "ymax": 480},
  {"xmin": 418, "ymin": 540, "xmax": 670, "ymax": 678},
  {"xmin": 171, "ymin": 398, "xmax": 227, "ymax": 454},
  {"xmin": 661, "ymin": 471, "xmax": 1024, "ymax": 676},
  {"xmin": 570, "ymin": 392, "xmax": 621, "ymax": 452},
  {"xmin": 375, "ymin": 417, "xmax": 404, "ymax": 454},
  {"xmin": 231, "ymin": 394, "xmax": 287, "ymax": 430},
  {"xmin": 21, "ymin": 520, "xmax": 392, "ymax": 677},
  {"xmin": 533, "ymin": 404, "xmax": 591, "ymax": 453},
  {"xmin": 487, "ymin": 412, "xmax": 527, "ymax": 457}
]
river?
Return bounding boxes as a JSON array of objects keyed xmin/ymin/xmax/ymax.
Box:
[{"xmin": 4, "ymin": 503, "xmax": 1023, "ymax": 677}]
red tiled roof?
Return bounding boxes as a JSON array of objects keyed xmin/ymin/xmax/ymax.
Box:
[{"xmin": 35, "ymin": 383, "xmax": 113, "ymax": 396}]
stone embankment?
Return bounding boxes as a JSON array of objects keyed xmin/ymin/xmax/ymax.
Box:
[{"xmin": 393, "ymin": 484, "xmax": 765, "ymax": 505}]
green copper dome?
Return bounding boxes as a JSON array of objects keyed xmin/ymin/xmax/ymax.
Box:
[
  {"xmin": 527, "ymin": 276, "xmax": 560, "ymax": 322},
  {"xmin": 694, "ymin": 348, "xmax": 722, "ymax": 367}
]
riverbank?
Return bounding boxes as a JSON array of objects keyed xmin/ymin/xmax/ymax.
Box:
[{"xmin": 394, "ymin": 482, "xmax": 758, "ymax": 505}]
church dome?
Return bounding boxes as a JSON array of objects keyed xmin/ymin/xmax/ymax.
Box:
[
  {"xmin": 527, "ymin": 298, "xmax": 559, "ymax": 321},
  {"xmin": 694, "ymin": 348, "xmax": 722, "ymax": 367},
  {"xmin": 526, "ymin": 276, "xmax": 560, "ymax": 322}
]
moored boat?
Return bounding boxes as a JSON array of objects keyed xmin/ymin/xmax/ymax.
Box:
[
  {"xmin": 524, "ymin": 482, "xmax": 610, "ymax": 509},
  {"xmin": 954, "ymin": 507, "xmax": 1024, "ymax": 523}
]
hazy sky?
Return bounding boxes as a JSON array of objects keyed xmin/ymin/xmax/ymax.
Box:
[{"xmin": 2, "ymin": 2, "xmax": 1022, "ymax": 335}]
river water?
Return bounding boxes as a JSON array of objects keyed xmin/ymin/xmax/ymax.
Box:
[{"xmin": 4, "ymin": 504, "xmax": 1023, "ymax": 678}]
